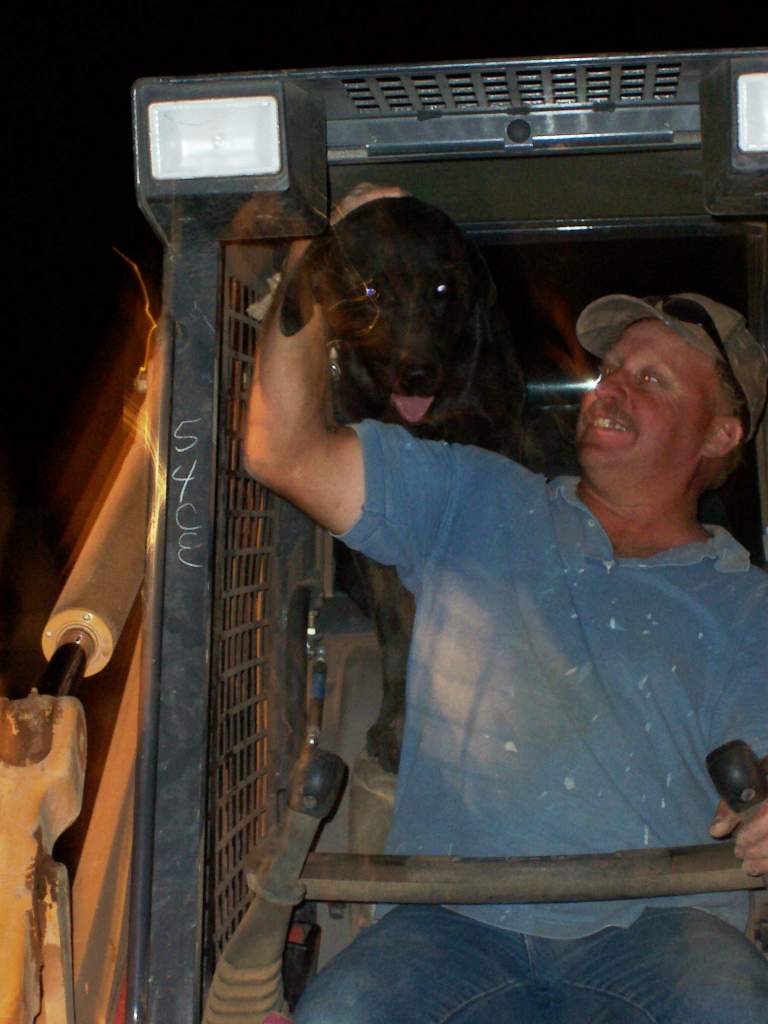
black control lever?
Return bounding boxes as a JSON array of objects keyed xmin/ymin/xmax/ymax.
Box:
[
  {"xmin": 706, "ymin": 739, "xmax": 768, "ymax": 952},
  {"xmin": 706, "ymin": 739, "xmax": 767, "ymax": 818},
  {"xmin": 706, "ymin": 738, "xmax": 767, "ymax": 896}
]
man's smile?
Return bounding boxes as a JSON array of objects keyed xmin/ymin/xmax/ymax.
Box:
[
  {"xmin": 590, "ymin": 415, "xmax": 629, "ymax": 432},
  {"xmin": 580, "ymin": 401, "xmax": 635, "ymax": 440}
]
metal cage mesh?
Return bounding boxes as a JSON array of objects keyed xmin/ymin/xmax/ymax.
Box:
[{"xmin": 208, "ymin": 271, "xmax": 275, "ymax": 955}]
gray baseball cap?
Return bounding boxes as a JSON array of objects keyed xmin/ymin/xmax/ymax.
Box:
[{"xmin": 576, "ymin": 292, "xmax": 768, "ymax": 439}]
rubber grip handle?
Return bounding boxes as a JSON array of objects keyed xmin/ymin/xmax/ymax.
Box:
[
  {"xmin": 288, "ymin": 746, "xmax": 347, "ymax": 820},
  {"xmin": 706, "ymin": 739, "xmax": 767, "ymax": 815}
]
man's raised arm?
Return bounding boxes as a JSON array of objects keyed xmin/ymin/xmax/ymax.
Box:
[
  {"xmin": 244, "ymin": 185, "xmax": 407, "ymax": 533},
  {"xmin": 243, "ymin": 236, "xmax": 364, "ymax": 535}
]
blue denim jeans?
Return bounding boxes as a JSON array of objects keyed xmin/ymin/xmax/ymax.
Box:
[{"xmin": 294, "ymin": 904, "xmax": 768, "ymax": 1023}]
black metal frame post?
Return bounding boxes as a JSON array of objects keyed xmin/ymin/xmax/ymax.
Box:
[{"xmin": 128, "ymin": 219, "xmax": 222, "ymax": 1024}]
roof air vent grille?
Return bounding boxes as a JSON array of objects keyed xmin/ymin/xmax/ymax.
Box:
[{"xmin": 340, "ymin": 59, "xmax": 683, "ymax": 115}]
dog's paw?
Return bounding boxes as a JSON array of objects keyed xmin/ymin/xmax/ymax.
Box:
[{"xmin": 366, "ymin": 720, "xmax": 403, "ymax": 774}]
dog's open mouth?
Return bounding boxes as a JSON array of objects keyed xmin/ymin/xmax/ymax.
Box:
[{"xmin": 390, "ymin": 393, "xmax": 435, "ymax": 424}]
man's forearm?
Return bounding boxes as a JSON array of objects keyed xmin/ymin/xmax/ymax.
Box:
[
  {"xmin": 244, "ymin": 242, "xmax": 332, "ymax": 482},
  {"xmin": 243, "ymin": 241, "xmax": 364, "ymax": 534}
]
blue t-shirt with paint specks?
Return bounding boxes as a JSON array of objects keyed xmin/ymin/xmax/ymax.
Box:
[{"xmin": 339, "ymin": 419, "xmax": 768, "ymax": 938}]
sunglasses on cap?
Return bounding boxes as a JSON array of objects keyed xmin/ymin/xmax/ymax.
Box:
[{"xmin": 644, "ymin": 295, "xmax": 747, "ymax": 408}]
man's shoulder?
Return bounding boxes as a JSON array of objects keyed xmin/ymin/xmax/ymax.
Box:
[
  {"xmin": 710, "ymin": 549, "xmax": 768, "ymax": 634},
  {"xmin": 739, "ymin": 560, "xmax": 768, "ymax": 599},
  {"xmin": 704, "ymin": 526, "xmax": 768, "ymax": 587},
  {"xmin": 355, "ymin": 418, "xmax": 544, "ymax": 486}
]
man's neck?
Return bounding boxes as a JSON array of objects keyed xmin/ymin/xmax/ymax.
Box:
[{"xmin": 576, "ymin": 477, "xmax": 709, "ymax": 558}]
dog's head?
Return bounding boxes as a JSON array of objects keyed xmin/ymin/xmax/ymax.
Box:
[{"xmin": 298, "ymin": 196, "xmax": 509, "ymax": 430}]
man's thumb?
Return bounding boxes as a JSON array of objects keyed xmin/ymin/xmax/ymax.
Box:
[{"xmin": 709, "ymin": 799, "xmax": 740, "ymax": 838}]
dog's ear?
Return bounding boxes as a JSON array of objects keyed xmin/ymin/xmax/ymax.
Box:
[
  {"xmin": 278, "ymin": 235, "xmax": 335, "ymax": 335},
  {"xmin": 279, "ymin": 243, "xmax": 310, "ymax": 335}
]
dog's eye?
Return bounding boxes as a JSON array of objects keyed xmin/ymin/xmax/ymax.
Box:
[
  {"xmin": 364, "ymin": 284, "xmax": 380, "ymax": 300},
  {"xmin": 435, "ymin": 283, "xmax": 450, "ymax": 297}
]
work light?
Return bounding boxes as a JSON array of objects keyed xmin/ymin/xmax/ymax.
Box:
[
  {"xmin": 701, "ymin": 57, "xmax": 768, "ymax": 215},
  {"xmin": 133, "ymin": 77, "xmax": 328, "ymax": 241}
]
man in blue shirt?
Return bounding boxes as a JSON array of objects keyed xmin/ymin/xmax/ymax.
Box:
[{"xmin": 245, "ymin": 187, "xmax": 768, "ymax": 1022}]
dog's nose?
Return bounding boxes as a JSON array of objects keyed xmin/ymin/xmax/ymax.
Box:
[{"xmin": 395, "ymin": 362, "xmax": 439, "ymax": 395}]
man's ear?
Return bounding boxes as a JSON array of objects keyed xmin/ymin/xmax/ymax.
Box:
[{"xmin": 701, "ymin": 415, "xmax": 744, "ymax": 459}]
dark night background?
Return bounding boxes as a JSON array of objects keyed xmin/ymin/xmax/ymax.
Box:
[{"xmin": 2, "ymin": 3, "xmax": 766, "ymax": 694}]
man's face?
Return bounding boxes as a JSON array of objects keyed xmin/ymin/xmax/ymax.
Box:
[{"xmin": 576, "ymin": 319, "xmax": 723, "ymax": 490}]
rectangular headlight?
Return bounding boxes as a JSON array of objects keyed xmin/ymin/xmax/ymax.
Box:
[
  {"xmin": 148, "ymin": 96, "xmax": 281, "ymax": 179},
  {"xmin": 737, "ymin": 72, "xmax": 768, "ymax": 154}
]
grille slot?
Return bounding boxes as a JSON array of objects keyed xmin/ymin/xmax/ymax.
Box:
[
  {"xmin": 341, "ymin": 77, "xmax": 379, "ymax": 111},
  {"xmin": 551, "ymin": 69, "xmax": 578, "ymax": 103},
  {"xmin": 378, "ymin": 75, "xmax": 413, "ymax": 110},
  {"xmin": 585, "ymin": 66, "xmax": 612, "ymax": 102},
  {"xmin": 412, "ymin": 74, "xmax": 447, "ymax": 109},
  {"xmin": 481, "ymin": 70, "xmax": 511, "ymax": 106},
  {"xmin": 620, "ymin": 64, "xmax": 647, "ymax": 100},
  {"xmin": 516, "ymin": 69, "xmax": 546, "ymax": 104},
  {"xmin": 447, "ymin": 73, "xmax": 480, "ymax": 108},
  {"xmin": 654, "ymin": 63, "xmax": 682, "ymax": 98}
]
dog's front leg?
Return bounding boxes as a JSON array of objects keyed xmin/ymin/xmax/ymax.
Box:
[{"xmin": 352, "ymin": 556, "xmax": 414, "ymax": 774}]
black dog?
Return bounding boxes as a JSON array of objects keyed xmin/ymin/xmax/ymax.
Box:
[{"xmin": 285, "ymin": 196, "xmax": 532, "ymax": 772}]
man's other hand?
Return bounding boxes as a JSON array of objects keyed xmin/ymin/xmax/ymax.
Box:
[{"xmin": 710, "ymin": 798, "xmax": 768, "ymax": 877}]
